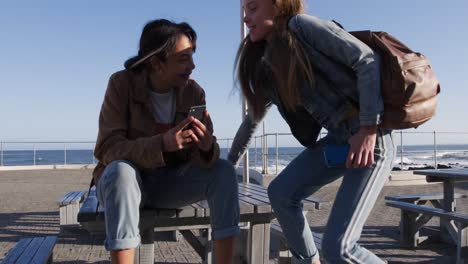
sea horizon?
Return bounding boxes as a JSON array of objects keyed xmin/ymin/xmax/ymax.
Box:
[{"xmin": 1, "ymin": 144, "xmax": 467, "ymax": 171}]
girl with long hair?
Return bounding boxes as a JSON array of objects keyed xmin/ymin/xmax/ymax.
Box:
[{"xmin": 228, "ymin": 1, "xmax": 394, "ymax": 263}]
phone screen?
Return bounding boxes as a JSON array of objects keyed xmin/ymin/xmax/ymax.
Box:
[
  {"xmin": 323, "ymin": 144, "xmax": 350, "ymax": 168},
  {"xmin": 188, "ymin": 105, "xmax": 206, "ymax": 121}
]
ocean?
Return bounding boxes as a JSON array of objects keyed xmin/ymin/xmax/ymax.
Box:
[{"xmin": 1, "ymin": 145, "xmax": 467, "ymax": 173}]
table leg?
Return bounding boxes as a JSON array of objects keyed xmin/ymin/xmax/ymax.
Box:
[
  {"xmin": 441, "ymin": 182, "xmax": 459, "ymax": 244},
  {"xmin": 202, "ymin": 228, "xmax": 214, "ymax": 264},
  {"xmin": 135, "ymin": 227, "xmax": 154, "ymax": 264},
  {"xmin": 457, "ymin": 223, "xmax": 468, "ymax": 264},
  {"xmin": 443, "ymin": 181, "xmax": 456, "ymax": 211},
  {"xmin": 247, "ymin": 222, "xmax": 270, "ymax": 264},
  {"xmin": 400, "ymin": 210, "xmax": 431, "ymax": 247}
]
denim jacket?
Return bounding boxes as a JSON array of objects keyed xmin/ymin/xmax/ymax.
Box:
[{"xmin": 228, "ymin": 14, "xmax": 383, "ymax": 165}]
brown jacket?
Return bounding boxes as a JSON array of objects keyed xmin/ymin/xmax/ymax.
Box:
[{"xmin": 92, "ymin": 69, "xmax": 220, "ymax": 186}]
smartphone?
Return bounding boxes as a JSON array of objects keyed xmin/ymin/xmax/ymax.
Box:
[
  {"xmin": 323, "ymin": 144, "xmax": 350, "ymax": 168},
  {"xmin": 188, "ymin": 105, "xmax": 206, "ymax": 121}
]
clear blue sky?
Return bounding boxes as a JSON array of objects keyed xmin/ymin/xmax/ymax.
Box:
[{"xmin": 1, "ymin": 0, "xmax": 467, "ymax": 146}]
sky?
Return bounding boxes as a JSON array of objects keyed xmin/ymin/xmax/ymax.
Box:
[{"xmin": 1, "ymin": 0, "xmax": 467, "ymax": 147}]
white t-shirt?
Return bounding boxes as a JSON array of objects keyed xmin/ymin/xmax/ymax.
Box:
[{"xmin": 150, "ymin": 90, "xmax": 175, "ymax": 124}]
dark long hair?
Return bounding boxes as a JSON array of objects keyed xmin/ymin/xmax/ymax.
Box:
[
  {"xmin": 235, "ymin": 0, "xmax": 314, "ymax": 120},
  {"xmin": 124, "ymin": 19, "xmax": 197, "ymax": 71}
]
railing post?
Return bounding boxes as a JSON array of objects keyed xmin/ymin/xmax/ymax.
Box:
[
  {"xmin": 400, "ymin": 131, "xmax": 404, "ymax": 170},
  {"xmin": 64, "ymin": 143, "xmax": 67, "ymax": 165},
  {"xmin": 0, "ymin": 141, "xmax": 3, "ymax": 166},
  {"xmin": 33, "ymin": 143, "xmax": 36, "ymax": 166},
  {"xmin": 261, "ymin": 130, "xmax": 266, "ymax": 174},
  {"xmin": 240, "ymin": 0, "xmax": 250, "ymax": 184},
  {"xmin": 433, "ymin": 131, "xmax": 437, "ymax": 169},
  {"xmin": 265, "ymin": 134, "xmax": 269, "ymax": 175},
  {"xmin": 254, "ymin": 136, "xmax": 257, "ymax": 170},
  {"xmin": 275, "ymin": 133, "xmax": 279, "ymax": 175}
]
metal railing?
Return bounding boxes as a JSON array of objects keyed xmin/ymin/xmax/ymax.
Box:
[
  {"xmin": 2, "ymin": 132, "xmax": 468, "ymax": 174},
  {"xmin": 218, "ymin": 131, "xmax": 468, "ymax": 175},
  {"xmin": 0, "ymin": 141, "xmax": 95, "ymax": 166}
]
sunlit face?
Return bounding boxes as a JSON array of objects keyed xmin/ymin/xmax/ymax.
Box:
[
  {"xmin": 243, "ymin": 0, "xmax": 277, "ymax": 42},
  {"xmin": 155, "ymin": 34, "xmax": 195, "ymax": 89}
]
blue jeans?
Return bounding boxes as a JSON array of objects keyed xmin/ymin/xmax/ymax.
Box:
[
  {"xmin": 268, "ymin": 129, "xmax": 394, "ymax": 263},
  {"xmin": 96, "ymin": 159, "xmax": 240, "ymax": 251}
]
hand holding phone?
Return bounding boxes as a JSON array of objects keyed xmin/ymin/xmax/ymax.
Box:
[
  {"xmin": 188, "ymin": 105, "xmax": 206, "ymax": 121},
  {"xmin": 187, "ymin": 106, "xmax": 214, "ymax": 152},
  {"xmin": 162, "ymin": 117, "xmax": 196, "ymax": 152}
]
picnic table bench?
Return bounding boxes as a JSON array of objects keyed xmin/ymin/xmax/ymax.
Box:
[
  {"xmin": 1, "ymin": 236, "xmax": 57, "ymax": 264},
  {"xmin": 386, "ymin": 169, "xmax": 468, "ymax": 264},
  {"xmin": 387, "ymin": 200, "xmax": 468, "ymax": 264},
  {"xmin": 57, "ymin": 191, "xmax": 86, "ymax": 230},
  {"xmin": 76, "ymin": 182, "xmax": 326, "ymax": 264},
  {"xmin": 385, "ymin": 193, "xmax": 467, "ymax": 246}
]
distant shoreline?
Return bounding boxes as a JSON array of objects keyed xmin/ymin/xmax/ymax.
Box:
[
  {"xmin": 1, "ymin": 144, "xmax": 467, "ymax": 171},
  {"xmin": 0, "ymin": 164, "xmax": 96, "ymax": 171},
  {"xmin": 2, "ymin": 143, "xmax": 468, "ymax": 151},
  {"xmin": 393, "ymin": 163, "xmax": 468, "ymax": 171},
  {"xmin": 2, "ymin": 163, "xmax": 467, "ymax": 172}
]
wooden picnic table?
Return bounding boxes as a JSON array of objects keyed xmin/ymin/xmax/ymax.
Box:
[
  {"xmin": 414, "ymin": 169, "xmax": 468, "ymax": 213},
  {"xmin": 387, "ymin": 169, "xmax": 468, "ymax": 263},
  {"xmin": 77, "ymin": 182, "xmax": 325, "ymax": 264}
]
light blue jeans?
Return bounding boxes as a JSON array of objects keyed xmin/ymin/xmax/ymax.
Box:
[
  {"xmin": 268, "ymin": 129, "xmax": 394, "ymax": 263},
  {"xmin": 96, "ymin": 159, "xmax": 240, "ymax": 251}
]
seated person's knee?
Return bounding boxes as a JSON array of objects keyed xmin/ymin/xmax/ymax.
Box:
[{"xmin": 104, "ymin": 160, "xmax": 139, "ymax": 187}]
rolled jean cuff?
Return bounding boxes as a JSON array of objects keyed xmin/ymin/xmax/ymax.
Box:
[
  {"xmin": 105, "ymin": 236, "xmax": 141, "ymax": 251},
  {"xmin": 291, "ymin": 251, "xmax": 320, "ymax": 264},
  {"xmin": 212, "ymin": 225, "xmax": 240, "ymax": 241}
]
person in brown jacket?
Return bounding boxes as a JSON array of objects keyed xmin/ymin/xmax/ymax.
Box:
[{"xmin": 93, "ymin": 19, "xmax": 240, "ymax": 264}]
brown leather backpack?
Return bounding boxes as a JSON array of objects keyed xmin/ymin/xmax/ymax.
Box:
[{"xmin": 349, "ymin": 30, "xmax": 441, "ymax": 129}]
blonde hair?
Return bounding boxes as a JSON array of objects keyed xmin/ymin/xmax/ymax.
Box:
[{"xmin": 235, "ymin": 0, "xmax": 314, "ymax": 120}]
